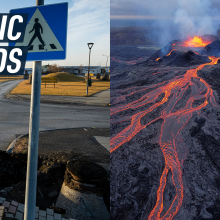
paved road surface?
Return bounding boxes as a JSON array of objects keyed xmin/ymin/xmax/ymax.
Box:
[{"xmin": 0, "ymin": 80, "xmax": 109, "ymax": 150}]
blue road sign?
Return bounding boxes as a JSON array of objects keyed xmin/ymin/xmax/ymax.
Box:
[{"xmin": 10, "ymin": 2, "xmax": 68, "ymax": 61}]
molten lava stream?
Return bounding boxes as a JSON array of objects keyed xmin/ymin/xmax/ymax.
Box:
[{"xmin": 110, "ymin": 56, "xmax": 220, "ymax": 219}]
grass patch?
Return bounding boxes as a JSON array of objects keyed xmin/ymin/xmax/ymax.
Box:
[
  {"xmin": 10, "ymin": 79, "xmax": 110, "ymax": 96},
  {"xmin": 0, "ymin": 75, "xmax": 23, "ymax": 82},
  {"xmin": 10, "ymin": 73, "xmax": 110, "ymax": 96},
  {"xmin": 42, "ymin": 72, "xmax": 84, "ymax": 82}
]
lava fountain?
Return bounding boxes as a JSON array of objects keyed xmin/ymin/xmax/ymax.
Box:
[
  {"xmin": 110, "ymin": 36, "xmax": 220, "ymax": 219},
  {"xmin": 180, "ymin": 36, "xmax": 212, "ymax": 47}
]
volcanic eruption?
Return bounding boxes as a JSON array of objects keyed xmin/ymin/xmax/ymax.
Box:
[
  {"xmin": 146, "ymin": 35, "xmax": 219, "ymax": 67},
  {"xmin": 180, "ymin": 36, "xmax": 213, "ymax": 47},
  {"xmin": 111, "ymin": 34, "xmax": 220, "ymax": 220}
]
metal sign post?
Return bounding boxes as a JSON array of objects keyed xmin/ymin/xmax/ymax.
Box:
[
  {"xmin": 24, "ymin": 1, "xmax": 43, "ymax": 220},
  {"xmin": 8, "ymin": 1, "xmax": 68, "ymax": 219}
]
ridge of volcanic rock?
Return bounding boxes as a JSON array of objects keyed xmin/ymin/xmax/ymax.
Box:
[
  {"xmin": 140, "ymin": 49, "xmax": 211, "ymax": 67},
  {"xmin": 204, "ymin": 39, "xmax": 220, "ymax": 57},
  {"xmin": 166, "ymin": 50, "xmax": 211, "ymax": 67}
]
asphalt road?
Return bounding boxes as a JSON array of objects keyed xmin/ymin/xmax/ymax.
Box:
[{"xmin": 0, "ymin": 80, "xmax": 110, "ymax": 150}]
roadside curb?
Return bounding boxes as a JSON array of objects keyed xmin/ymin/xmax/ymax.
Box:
[
  {"xmin": 6, "ymin": 133, "xmax": 28, "ymax": 153},
  {"xmin": 6, "ymin": 94, "xmax": 110, "ymax": 107}
]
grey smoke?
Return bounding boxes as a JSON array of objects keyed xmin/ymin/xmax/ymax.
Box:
[
  {"xmin": 142, "ymin": 0, "xmax": 220, "ymax": 46},
  {"xmin": 110, "ymin": 0, "xmax": 220, "ymax": 45},
  {"xmin": 174, "ymin": 0, "xmax": 220, "ymax": 39}
]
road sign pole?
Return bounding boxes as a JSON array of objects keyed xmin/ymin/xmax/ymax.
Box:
[
  {"xmin": 24, "ymin": 61, "xmax": 42, "ymax": 220},
  {"xmin": 24, "ymin": 1, "xmax": 43, "ymax": 220}
]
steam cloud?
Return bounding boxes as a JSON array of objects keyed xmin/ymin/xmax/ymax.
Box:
[
  {"xmin": 147, "ymin": 0, "xmax": 220, "ymax": 46},
  {"xmin": 111, "ymin": 0, "xmax": 220, "ymax": 45},
  {"xmin": 174, "ymin": 0, "xmax": 220, "ymax": 39}
]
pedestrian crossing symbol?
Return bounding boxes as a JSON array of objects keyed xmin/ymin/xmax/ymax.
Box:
[
  {"xmin": 9, "ymin": 2, "xmax": 68, "ymax": 61},
  {"xmin": 16, "ymin": 8, "xmax": 64, "ymax": 53}
]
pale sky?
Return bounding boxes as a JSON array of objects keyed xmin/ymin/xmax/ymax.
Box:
[
  {"xmin": 0, "ymin": 0, "xmax": 110, "ymax": 68},
  {"xmin": 111, "ymin": 0, "xmax": 220, "ymax": 46},
  {"xmin": 111, "ymin": 0, "xmax": 220, "ymax": 19}
]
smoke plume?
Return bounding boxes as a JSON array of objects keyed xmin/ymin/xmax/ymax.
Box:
[{"xmin": 174, "ymin": 0, "xmax": 220, "ymax": 39}]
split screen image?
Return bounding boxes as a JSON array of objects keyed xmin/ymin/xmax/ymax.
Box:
[{"xmin": 110, "ymin": 0, "xmax": 220, "ymax": 219}]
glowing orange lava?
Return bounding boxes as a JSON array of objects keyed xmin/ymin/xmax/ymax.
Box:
[
  {"xmin": 181, "ymin": 36, "xmax": 212, "ymax": 47},
  {"xmin": 156, "ymin": 45, "xmax": 176, "ymax": 61},
  {"xmin": 166, "ymin": 49, "xmax": 175, "ymax": 56},
  {"xmin": 111, "ymin": 55, "xmax": 220, "ymax": 219}
]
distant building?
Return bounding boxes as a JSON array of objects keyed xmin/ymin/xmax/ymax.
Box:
[
  {"xmin": 38, "ymin": 65, "xmax": 110, "ymax": 76},
  {"xmin": 24, "ymin": 68, "xmax": 32, "ymax": 74},
  {"xmin": 60, "ymin": 66, "xmax": 110, "ymax": 76}
]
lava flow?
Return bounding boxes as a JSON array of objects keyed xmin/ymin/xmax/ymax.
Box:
[
  {"xmin": 156, "ymin": 44, "xmax": 176, "ymax": 61},
  {"xmin": 111, "ymin": 54, "xmax": 220, "ymax": 219}
]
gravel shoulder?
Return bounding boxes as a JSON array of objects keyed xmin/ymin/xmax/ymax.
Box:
[{"xmin": 12, "ymin": 128, "xmax": 110, "ymax": 164}]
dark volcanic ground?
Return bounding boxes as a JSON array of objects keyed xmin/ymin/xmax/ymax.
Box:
[
  {"xmin": 110, "ymin": 45, "xmax": 160, "ymax": 72},
  {"xmin": 110, "ymin": 43, "xmax": 220, "ymax": 220}
]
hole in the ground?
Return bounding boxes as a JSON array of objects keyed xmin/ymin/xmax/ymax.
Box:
[
  {"xmin": 63, "ymin": 159, "xmax": 110, "ymax": 211},
  {"xmin": 0, "ymin": 151, "xmax": 66, "ymax": 211},
  {"xmin": 0, "ymin": 152, "xmax": 110, "ymax": 214}
]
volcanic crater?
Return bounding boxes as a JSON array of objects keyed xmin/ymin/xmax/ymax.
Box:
[{"xmin": 111, "ymin": 35, "xmax": 220, "ymax": 220}]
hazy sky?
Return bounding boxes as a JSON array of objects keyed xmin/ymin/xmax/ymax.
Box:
[
  {"xmin": 111, "ymin": 0, "xmax": 220, "ymax": 45},
  {"xmin": 1, "ymin": 0, "xmax": 110, "ymax": 68},
  {"xmin": 111, "ymin": 0, "xmax": 220, "ymax": 19}
]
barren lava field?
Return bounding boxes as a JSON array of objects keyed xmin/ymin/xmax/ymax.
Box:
[{"xmin": 110, "ymin": 35, "xmax": 220, "ymax": 220}]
